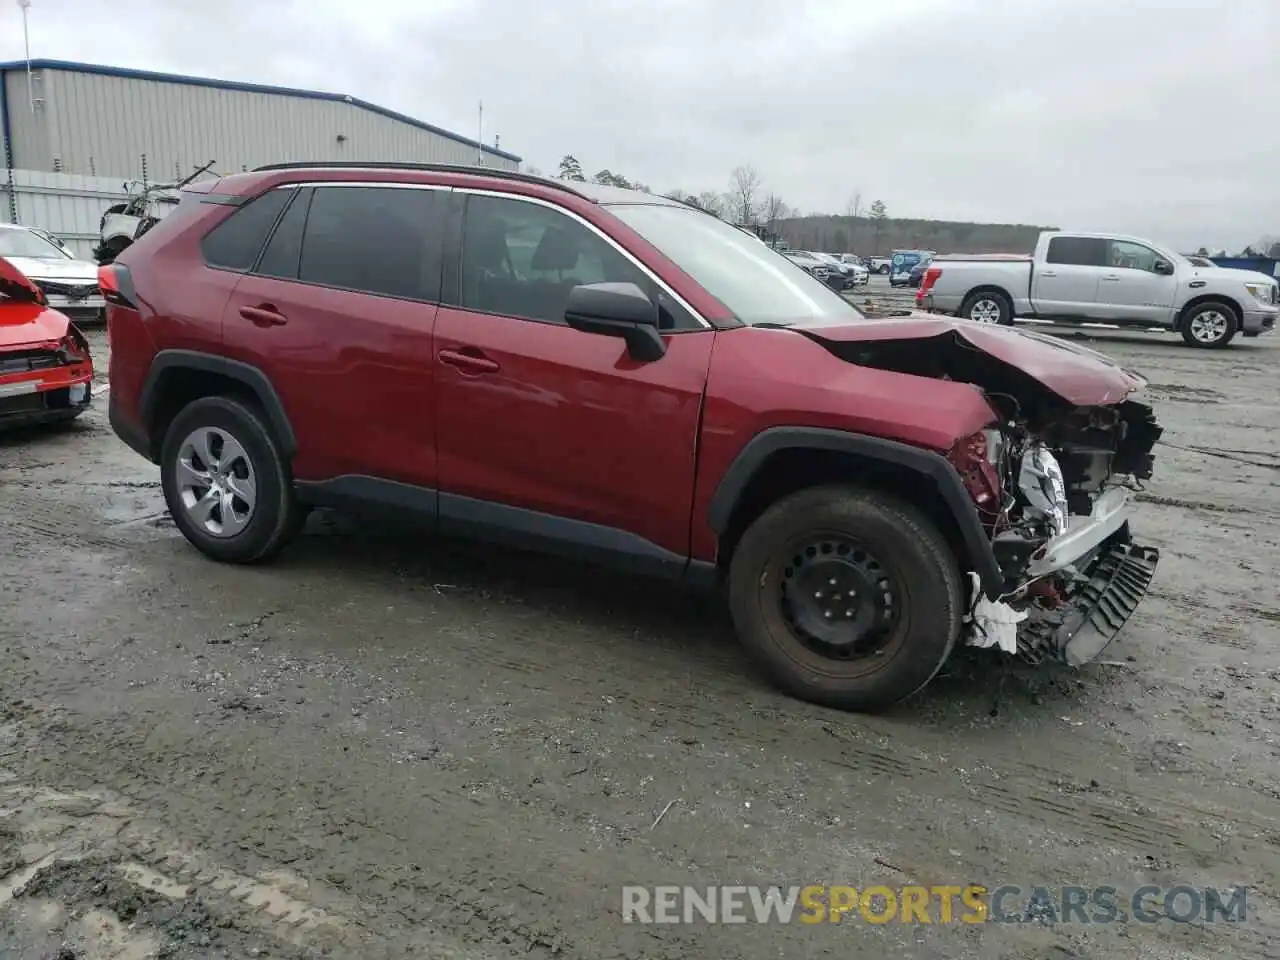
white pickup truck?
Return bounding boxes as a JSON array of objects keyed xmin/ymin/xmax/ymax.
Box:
[{"xmin": 917, "ymin": 231, "xmax": 1279, "ymax": 348}]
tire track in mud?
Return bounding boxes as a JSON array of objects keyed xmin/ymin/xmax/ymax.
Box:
[{"xmin": 0, "ymin": 783, "xmax": 367, "ymax": 958}]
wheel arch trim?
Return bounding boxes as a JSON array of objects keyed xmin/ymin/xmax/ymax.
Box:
[
  {"xmin": 706, "ymin": 426, "xmax": 1003, "ymax": 599},
  {"xmin": 139, "ymin": 349, "xmax": 297, "ymax": 458}
]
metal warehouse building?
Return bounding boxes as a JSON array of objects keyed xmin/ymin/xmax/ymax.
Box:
[{"xmin": 0, "ymin": 59, "xmax": 520, "ymax": 180}]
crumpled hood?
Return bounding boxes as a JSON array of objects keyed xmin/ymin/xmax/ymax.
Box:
[
  {"xmin": 1, "ymin": 256, "xmax": 69, "ymax": 349},
  {"xmin": 1, "ymin": 254, "xmax": 98, "ymax": 283},
  {"xmin": 802, "ymin": 313, "xmax": 1146, "ymax": 407}
]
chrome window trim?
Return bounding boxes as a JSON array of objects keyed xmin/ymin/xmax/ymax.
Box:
[{"xmin": 454, "ymin": 187, "xmax": 711, "ymax": 329}]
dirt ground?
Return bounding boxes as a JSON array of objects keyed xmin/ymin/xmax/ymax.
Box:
[{"xmin": 3, "ymin": 291, "xmax": 1279, "ymax": 959}]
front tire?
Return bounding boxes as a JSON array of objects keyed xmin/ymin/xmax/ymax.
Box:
[
  {"xmin": 728, "ymin": 486, "xmax": 964, "ymax": 712},
  {"xmin": 1179, "ymin": 301, "xmax": 1238, "ymax": 348},
  {"xmin": 960, "ymin": 289, "xmax": 1013, "ymax": 325},
  {"xmin": 160, "ymin": 395, "xmax": 301, "ymax": 564}
]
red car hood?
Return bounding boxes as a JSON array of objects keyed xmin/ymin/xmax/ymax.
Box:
[
  {"xmin": 804, "ymin": 314, "xmax": 1145, "ymax": 407},
  {"xmin": 1, "ymin": 255, "xmax": 69, "ymax": 349}
]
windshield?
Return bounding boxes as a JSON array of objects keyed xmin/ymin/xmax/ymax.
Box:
[
  {"xmin": 608, "ymin": 204, "xmax": 864, "ymax": 326},
  {"xmin": 0, "ymin": 228, "xmax": 71, "ymax": 260}
]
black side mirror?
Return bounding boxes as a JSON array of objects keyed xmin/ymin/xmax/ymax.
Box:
[
  {"xmin": 565, "ymin": 282, "xmax": 666, "ymax": 362},
  {"xmin": 1153, "ymin": 259, "xmax": 1173, "ymax": 275}
]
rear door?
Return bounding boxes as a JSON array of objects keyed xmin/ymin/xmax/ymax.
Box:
[
  {"xmin": 432, "ymin": 190, "xmax": 714, "ymax": 572},
  {"xmin": 219, "ymin": 182, "xmax": 446, "ymax": 491},
  {"xmin": 1098, "ymin": 239, "xmax": 1178, "ymax": 325},
  {"xmin": 1033, "ymin": 236, "xmax": 1106, "ymax": 317}
]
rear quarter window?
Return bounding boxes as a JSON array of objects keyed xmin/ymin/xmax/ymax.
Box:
[{"xmin": 200, "ymin": 187, "xmax": 294, "ymax": 272}]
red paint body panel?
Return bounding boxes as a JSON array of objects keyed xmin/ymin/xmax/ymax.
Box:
[
  {"xmin": 222, "ymin": 275, "xmax": 439, "ymax": 484},
  {"xmin": 805, "ymin": 315, "xmax": 1145, "ymax": 407},
  {"xmin": 687, "ymin": 327, "xmax": 1000, "ymax": 560},
  {"xmin": 0, "ymin": 255, "xmax": 46, "ymax": 308},
  {"xmin": 435, "ymin": 308, "xmax": 713, "ymax": 556},
  {"xmin": 0, "ymin": 300, "xmax": 70, "ymax": 349}
]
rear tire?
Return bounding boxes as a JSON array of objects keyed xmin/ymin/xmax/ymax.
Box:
[
  {"xmin": 960, "ymin": 289, "xmax": 1014, "ymax": 326},
  {"xmin": 160, "ymin": 395, "xmax": 302, "ymax": 564},
  {"xmin": 728, "ymin": 485, "xmax": 964, "ymax": 712},
  {"xmin": 1179, "ymin": 301, "xmax": 1238, "ymax": 348}
]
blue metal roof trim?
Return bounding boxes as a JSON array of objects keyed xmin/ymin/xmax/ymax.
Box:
[{"xmin": 0, "ymin": 59, "xmax": 521, "ymax": 163}]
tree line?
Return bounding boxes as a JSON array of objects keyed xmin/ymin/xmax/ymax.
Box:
[{"xmin": 537, "ymin": 157, "xmax": 1274, "ymax": 258}]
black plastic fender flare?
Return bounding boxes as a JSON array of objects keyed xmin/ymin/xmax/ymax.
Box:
[
  {"xmin": 706, "ymin": 427, "xmax": 1003, "ymax": 599},
  {"xmin": 139, "ymin": 349, "xmax": 297, "ymax": 458}
]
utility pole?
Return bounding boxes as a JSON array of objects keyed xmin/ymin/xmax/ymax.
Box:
[
  {"xmin": 476, "ymin": 101, "xmax": 483, "ymax": 166},
  {"xmin": 17, "ymin": 0, "xmax": 34, "ymax": 112}
]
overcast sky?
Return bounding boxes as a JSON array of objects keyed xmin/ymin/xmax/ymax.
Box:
[{"xmin": 2, "ymin": 0, "xmax": 1276, "ymax": 251}]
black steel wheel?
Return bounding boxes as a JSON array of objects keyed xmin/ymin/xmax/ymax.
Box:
[{"xmin": 728, "ymin": 485, "xmax": 964, "ymax": 712}]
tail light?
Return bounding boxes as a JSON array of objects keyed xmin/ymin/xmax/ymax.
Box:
[
  {"xmin": 98, "ymin": 263, "xmax": 137, "ymax": 348},
  {"xmin": 98, "ymin": 262, "xmax": 138, "ymax": 306},
  {"xmin": 916, "ymin": 266, "xmax": 943, "ymax": 304}
]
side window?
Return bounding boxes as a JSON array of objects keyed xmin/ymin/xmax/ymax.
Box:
[
  {"xmin": 1107, "ymin": 240, "xmax": 1158, "ymax": 272},
  {"xmin": 256, "ymin": 188, "xmax": 312, "ymax": 279},
  {"xmin": 298, "ymin": 186, "xmax": 440, "ymax": 301},
  {"xmin": 200, "ymin": 188, "xmax": 292, "ymax": 271},
  {"xmin": 1045, "ymin": 236, "xmax": 1107, "ymax": 267},
  {"xmin": 460, "ymin": 194, "xmax": 656, "ymax": 326}
]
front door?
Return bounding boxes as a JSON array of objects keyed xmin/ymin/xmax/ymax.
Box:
[
  {"xmin": 1098, "ymin": 239, "xmax": 1179, "ymax": 325},
  {"xmin": 433, "ymin": 191, "xmax": 713, "ymax": 572},
  {"xmin": 220, "ymin": 182, "xmax": 446, "ymax": 488}
]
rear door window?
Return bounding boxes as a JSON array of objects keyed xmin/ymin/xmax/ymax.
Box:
[
  {"xmin": 200, "ymin": 188, "xmax": 293, "ymax": 271},
  {"xmin": 1045, "ymin": 236, "xmax": 1107, "ymax": 267},
  {"xmin": 297, "ymin": 185, "xmax": 443, "ymax": 301}
]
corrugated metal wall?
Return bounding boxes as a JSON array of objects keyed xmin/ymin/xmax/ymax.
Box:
[
  {"xmin": 3, "ymin": 66, "xmax": 518, "ymax": 180},
  {"xmin": 1, "ymin": 170, "xmax": 129, "ymax": 259}
]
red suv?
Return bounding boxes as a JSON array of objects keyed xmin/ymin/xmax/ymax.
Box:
[{"xmin": 103, "ymin": 162, "xmax": 1163, "ymax": 712}]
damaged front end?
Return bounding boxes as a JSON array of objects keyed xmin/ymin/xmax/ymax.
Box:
[
  {"xmin": 801, "ymin": 318, "xmax": 1165, "ymax": 668},
  {"xmin": 949, "ymin": 397, "xmax": 1163, "ymax": 665}
]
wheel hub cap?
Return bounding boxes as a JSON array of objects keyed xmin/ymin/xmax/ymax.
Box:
[
  {"xmin": 781, "ymin": 540, "xmax": 896, "ymax": 658},
  {"xmin": 970, "ymin": 299, "xmax": 1001, "ymax": 323},
  {"xmin": 1190, "ymin": 311, "xmax": 1228, "ymax": 343},
  {"xmin": 176, "ymin": 426, "xmax": 257, "ymax": 538}
]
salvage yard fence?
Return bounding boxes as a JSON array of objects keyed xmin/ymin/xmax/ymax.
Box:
[{"xmin": 1, "ymin": 168, "xmax": 130, "ymax": 260}]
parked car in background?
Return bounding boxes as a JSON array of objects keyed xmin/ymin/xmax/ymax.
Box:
[
  {"xmin": 890, "ymin": 249, "xmax": 936, "ymax": 287},
  {"xmin": 812, "ymin": 252, "xmax": 869, "ymax": 287},
  {"xmin": 102, "ymin": 161, "xmax": 1163, "ymax": 713},
  {"xmin": 0, "ymin": 224, "xmax": 105, "ymax": 324},
  {"xmin": 0, "ymin": 256, "xmax": 94, "ymax": 429},
  {"xmin": 917, "ymin": 231, "xmax": 1279, "ymax": 348},
  {"xmin": 782, "ymin": 250, "xmax": 840, "ymax": 288},
  {"xmin": 868, "ymin": 256, "xmax": 892, "ymax": 275},
  {"xmin": 95, "ymin": 160, "xmax": 216, "ymax": 265}
]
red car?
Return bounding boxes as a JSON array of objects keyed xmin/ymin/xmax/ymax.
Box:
[
  {"xmin": 103, "ymin": 163, "xmax": 1162, "ymax": 712},
  {"xmin": 0, "ymin": 256, "xmax": 94, "ymax": 428}
]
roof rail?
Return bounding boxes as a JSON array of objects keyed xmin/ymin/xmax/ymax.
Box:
[{"xmin": 249, "ymin": 161, "xmax": 588, "ymax": 198}]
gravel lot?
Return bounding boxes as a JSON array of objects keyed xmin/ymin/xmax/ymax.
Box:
[{"xmin": 3, "ymin": 281, "xmax": 1279, "ymax": 959}]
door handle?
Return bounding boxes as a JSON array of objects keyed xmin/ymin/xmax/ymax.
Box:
[
  {"xmin": 1102, "ymin": 274, "xmax": 1121, "ymax": 281},
  {"xmin": 1039, "ymin": 271, "xmax": 1057, "ymax": 278},
  {"xmin": 239, "ymin": 304, "xmax": 288, "ymax": 326},
  {"xmin": 439, "ymin": 348, "xmax": 500, "ymax": 374}
]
